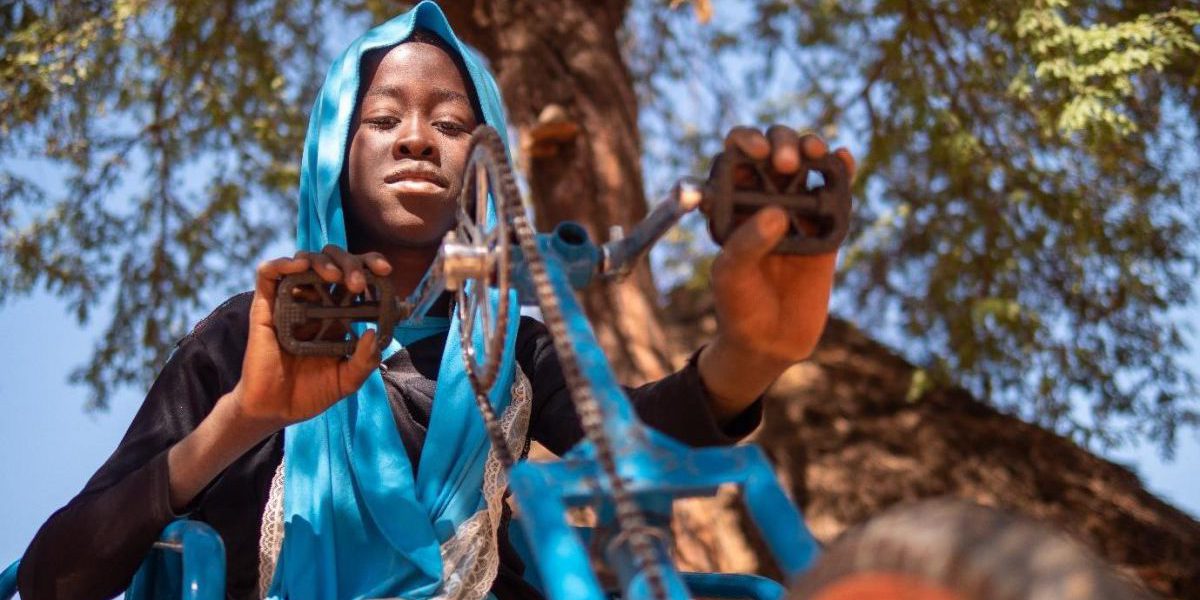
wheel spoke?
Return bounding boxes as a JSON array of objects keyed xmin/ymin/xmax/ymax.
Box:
[
  {"xmin": 462, "ymin": 288, "xmax": 477, "ymax": 340},
  {"xmin": 480, "ymin": 273, "xmax": 492, "ymax": 352},
  {"xmin": 475, "ymin": 160, "xmax": 488, "ymax": 227}
]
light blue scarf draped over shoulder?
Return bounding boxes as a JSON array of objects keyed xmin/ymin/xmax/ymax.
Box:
[{"xmin": 269, "ymin": 2, "xmax": 520, "ymax": 598}]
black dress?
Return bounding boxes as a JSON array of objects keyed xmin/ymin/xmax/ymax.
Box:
[{"xmin": 18, "ymin": 292, "xmax": 762, "ymax": 600}]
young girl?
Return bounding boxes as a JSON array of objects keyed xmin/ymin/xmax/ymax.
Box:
[{"xmin": 18, "ymin": 2, "xmax": 854, "ymax": 599}]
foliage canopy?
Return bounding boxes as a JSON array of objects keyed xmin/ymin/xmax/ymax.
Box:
[{"xmin": 2, "ymin": 0, "xmax": 1197, "ymax": 451}]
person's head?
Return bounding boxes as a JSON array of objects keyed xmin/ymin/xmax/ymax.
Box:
[
  {"xmin": 295, "ymin": 2, "xmax": 509, "ymax": 257},
  {"xmin": 342, "ymin": 29, "xmax": 483, "ymax": 253}
]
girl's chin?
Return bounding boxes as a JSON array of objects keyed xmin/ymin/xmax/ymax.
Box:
[
  {"xmin": 347, "ymin": 214, "xmax": 454, "ymax": 251},
  {"xmin": 386, "ymin": 219, "xmax": 456, "ymax": 249}
]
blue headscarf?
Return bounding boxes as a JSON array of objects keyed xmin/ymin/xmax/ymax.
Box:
[{"xmin": 268, "ymin": 3, "xmax": 521, "ymax": 598}]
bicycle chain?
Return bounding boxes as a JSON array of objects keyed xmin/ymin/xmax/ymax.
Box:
[{"xmin": 463, "ymin": 126, "xmax": 671, "ymax": 600}]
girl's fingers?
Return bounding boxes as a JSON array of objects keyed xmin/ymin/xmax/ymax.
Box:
[
  {"xmin": 725, "ymin": 126, "xmax": 770, "ymax": 160},
  {"xmin": 766, "ymin": 125, "xmax": 802, "ymax": 175},
  {"xmin": 299, "ymin": 251, "xmax": 343, "ymax": 284},
  {"xmin": 339, "ymin": 329, "xmax": 381, "ymax": 396},
  {"xmin": 361, "ymin": 251, "xmax": 393, "ymax": 277},
  {"xmin": 799, "ymin": 133, "xmax": 828, "ymax": 160},
  {"xmin": 322, "ymin": 244, "xmax": 367, "ymax": 293},
  {"xmin": 256, "ymin": 256, "xmax": 312, "ymax": 299},
  {"xmin": 720, "ymin": 206, "xmax": 789, "ymax": 268},
  {"xmin": 834, "ymin": 147, "xmax": 857, "ymax": 182}
]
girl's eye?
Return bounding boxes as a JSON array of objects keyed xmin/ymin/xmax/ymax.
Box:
[
  {"xmin": 366, "ymin": 117, "xmax": 398, "ymax": 130},
  {"xmin": 434, "ymin": 121, "xmax": 467, "ymax": 135}
]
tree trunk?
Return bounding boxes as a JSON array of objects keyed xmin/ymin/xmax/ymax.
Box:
[{"xmin": 443, "ymin": 0, "xmax": 675, "ymax": 384}]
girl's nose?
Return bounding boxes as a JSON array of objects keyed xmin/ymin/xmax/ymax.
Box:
[{"xmin": 394, "ymin": 121, "xmax": 437, "ymax": 159}]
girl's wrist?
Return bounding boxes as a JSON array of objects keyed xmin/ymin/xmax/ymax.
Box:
[
  {"xmin": 221, "ymin": 382, "xmax": 289, "ymax": 441},
  {"xmin": 698, "ymin": 337, "xmax": 791, "ymax": 421}
]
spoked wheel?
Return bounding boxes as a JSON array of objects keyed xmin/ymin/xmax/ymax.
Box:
[
  {"xmin": 453, "ymin": 126, "xmax": 517, "ymax": 395},
  {"xmin": 449, "ymin": 126, "xmax": 527, "ymax": 469},
  {"xmin": 788, "ymin": 499, "xmax": 1150, "ymax": 600}
]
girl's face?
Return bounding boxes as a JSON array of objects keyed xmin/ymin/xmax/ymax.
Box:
[{"xmin": 343, "ymin": 41, "xmax": 479, "ymax": 252}]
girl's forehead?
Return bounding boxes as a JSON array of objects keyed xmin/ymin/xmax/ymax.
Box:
[
  {"xmin": 357, "ymin": 40, "xmax": 482, "ymax": 123},
  {"xmin": 361, "ymin": 43, "xmax": 470, "ymax": 97}
]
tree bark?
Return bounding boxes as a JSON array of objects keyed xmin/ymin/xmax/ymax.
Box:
[{"xmin": 442, "ymin": 0, "xmax": 675, "ymax": 384}]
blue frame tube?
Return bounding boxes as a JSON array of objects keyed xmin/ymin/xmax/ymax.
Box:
[
  {"xmin": 0, "ymin": 560, "xmax": 18, "ymax": 599},
  {"xmin": 170, "ymin": 520, "xmax": 226, "ymax": 600}
]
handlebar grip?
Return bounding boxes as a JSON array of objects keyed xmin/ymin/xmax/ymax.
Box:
[
  {"xmin": 274, "ymin": 271, "xmax": 399, "ymax": 356},
  {"xmin": 707, "ymin": 149, "xmax": 852, "ymax": 255}
]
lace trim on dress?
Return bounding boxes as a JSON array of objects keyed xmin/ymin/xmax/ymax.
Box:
[{"xmin": 257, "ymin": 460, "xmax": 286, "ymax": 599}]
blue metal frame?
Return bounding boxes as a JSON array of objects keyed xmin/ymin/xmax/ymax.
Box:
[
  {"xmin": 0, "ymin": 560, "xmax": 18, "ymax": 599},
  {"xmin": 0, "ymin": 520, "xmax": 227, "ymax": 600},
  {"xmin": 681, "ymin": 573, "xmax": 785, "ymax": 600},
  {"xmin": 504, "ymin": 228, "xmax": 821, "ymax": 599},
  {"xmin": 124, "ymin": 520, "xmax": 226, "ymax": 600}
]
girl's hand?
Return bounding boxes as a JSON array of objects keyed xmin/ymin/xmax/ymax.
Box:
[
  {"xmin": 235, "ymin": 245, "xmax": 394, "ymax": 430},
  {"xmin": 699, "ymin": 125, "xmax": 856, "ymax": 419}
]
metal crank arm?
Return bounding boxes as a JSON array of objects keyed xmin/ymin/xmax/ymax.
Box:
[{"xmin": 600, "ymin": 179, "xmax": 704, "ymax": 279}]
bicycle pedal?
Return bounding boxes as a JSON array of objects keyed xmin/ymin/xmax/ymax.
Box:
[
  {"xmin": 274, "ymin": 271, "xmax": 400, "ymax": 356},
  {"xmin": 707, "ymin": 149, "xmax": 852, "ymax": 255}
]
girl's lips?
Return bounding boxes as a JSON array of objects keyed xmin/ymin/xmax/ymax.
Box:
[
  {"xmin": 386, "ymin": 178, "xmax": 446, "ymax": 194},
  {"xmin": 384, "ymin": 166, "xmax": 449, "ymax": 188}
]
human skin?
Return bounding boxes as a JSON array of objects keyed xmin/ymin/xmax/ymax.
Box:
[
  {"xmin": 699, "ymin": 127, "xmax": 856, "ymax": 421},
  {"xmin": 166, "ymin": 40, "xmax": 856, "ymax": 510}
]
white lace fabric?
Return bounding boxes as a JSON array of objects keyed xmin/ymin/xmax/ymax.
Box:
[
  {"xmin": 258, "ymin": 459, "xmax": 286, "ymax": 599},
  {"xmin": 257, "ymin": 367, "xmax": 534, "ymax": 600}
]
